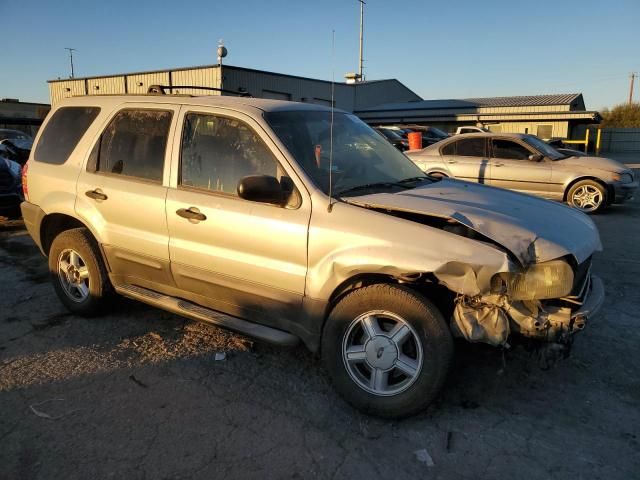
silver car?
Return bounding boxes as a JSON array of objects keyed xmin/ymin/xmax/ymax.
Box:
[{"xmin": 407, "ymin": 133, "xmax": 638, "ymax": 213}]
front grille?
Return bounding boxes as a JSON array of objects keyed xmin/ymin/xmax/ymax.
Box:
[{"xmin": 571, "ymin": 256, "xmax": 592, "ymax": 297}]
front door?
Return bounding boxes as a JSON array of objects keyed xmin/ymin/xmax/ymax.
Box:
[
  {"xmin": 165, "ymin": 108, "xmax": 311, "ymax": 327},
  {"xmin": 75, "ymin": 105, "xmax": 178, "ymax": 287},
  {"xmin": 488, "ymin": 138, "xmax": 554, "ymax": 198}
]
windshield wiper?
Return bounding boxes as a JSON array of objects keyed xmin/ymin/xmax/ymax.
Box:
[
  {"xmin": 336, "ymin": 182, "xmax": 413, "ymax": 197},
  {"xmin": 397, "ymin": 176, "xmax": 432, "ymax": 184}
]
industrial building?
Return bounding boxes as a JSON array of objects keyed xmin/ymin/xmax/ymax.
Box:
[
  {"xmin": 355, "ymin": 93, "xmax": 600, "ymax": 139},
  {"xmin": 48, "ymin": 65, "xmax": 599, "ymax": 141},
  {"xmin": 0, "ymin": 99, "xmax": 50, "ymax": 137},
  {"xmin": 47, "ymin": 64, "xmax": 422, "ymax": 112}
]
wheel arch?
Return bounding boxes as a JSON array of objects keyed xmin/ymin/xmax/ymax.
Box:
[
  {"xmin": 563, "ymin": 176, "xmax": 608, "ymax": 202},
  {"xmin": 40, "ymin": 213, "xmax": 99, "ymax": 256}
]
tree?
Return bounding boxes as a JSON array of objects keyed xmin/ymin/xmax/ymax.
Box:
[{"xmin": 600, "ymin": 103, "xmax": 640, "ymax": 128}]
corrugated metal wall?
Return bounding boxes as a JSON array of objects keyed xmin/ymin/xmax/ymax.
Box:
[
  {"xmin": 599, "ymin": 128, "xmax": 640, "ymax": 152},
  {"xmin": 487, "ymin": 121, "xmax": 568, "ymax": 138},
  {"xmin": 126, "ymin": 72, "xmax": 170, "ymax": 94},
  {"xmin": 49, "ymin": 79, "xmax": 86, "ymax": 105},
  {"xmin": 87, "ymin": 76, "xmax": 126, "ymax": 96},
  {"xmin": 478, "ymin": 105, "xmax": 569, "ymax": 114},
  {"xmin": 171, "ymin": 67, "xmax": 219, "ymax": 96}
]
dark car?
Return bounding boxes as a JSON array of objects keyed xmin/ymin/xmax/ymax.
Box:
[
  {"xmin": 374, "ymin": 127, "xmax": 409, "ymax": 151},
  {"xmin": 0, "ymin": 129, "xmax": 33, "ymax": 166},
  {"xmin": 400, "ymin": 125, "xmax": 450, "ymax": 147},
  {"xmin": 0, "ymin": 148, "xmax": 24, "ymax": 218}
]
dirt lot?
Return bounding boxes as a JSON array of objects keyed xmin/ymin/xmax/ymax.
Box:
[{"xmin": 1, "ymin": 198, "xmax": 639, "ymax": 480}]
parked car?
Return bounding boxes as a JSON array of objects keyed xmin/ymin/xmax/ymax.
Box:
[
  {"xmin": 407, "ymin": 132, "xmax": 637, "ymax": 213},
  {"xmin": 0, "ymin": 146, "xmax": 24, "ymax": 218},
  {"xmin": 546, "ymin": 138, "xmax": 587, "ymax": 157},
  {"xmin": 381, "ymin": 125, "xmax": 449, "ymax": 148},
  {"xmin": 374, "ymin": 127, "xmax": 408, "ymax": 151},
  {"xmin": 455, "ymin": 126, "xmax": 489, "ymax": 134},
  {"xmin": 22, "ymin": 95, "xmax": 604, "ymax": 418},
  {"xmin": 399, "ymin": 125, "xmax": 449, "ymax": 147}
]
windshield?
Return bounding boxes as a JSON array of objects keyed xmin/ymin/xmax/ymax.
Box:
[
  {"xmin": 378, "ymin": 128, "xmax": 403, "ymax": 141},
  {"xmin": 427, "ymin": 127, "xmax": 449, "ymax": 139},
  {"xmin": 523, "ymin": 135, "xmax": 566, "ymax": 160},
  {"xmin": 265, "ymin": 111, "xmax": 429, "ymax": 196}
]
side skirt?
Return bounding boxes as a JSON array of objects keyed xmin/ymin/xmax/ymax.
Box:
[{"xmin": 114, "ymin": 283, "xmax": 300, "ymax": 347}]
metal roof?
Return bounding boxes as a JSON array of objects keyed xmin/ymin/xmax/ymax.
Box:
[{"xmin": 357, "ymin": 93, "xmax": 583, "ymax": 112}]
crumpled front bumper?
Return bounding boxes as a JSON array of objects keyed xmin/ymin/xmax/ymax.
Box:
[{"xmin": 451, "ymin": 274, "xmax": 605, "ymax": 347}]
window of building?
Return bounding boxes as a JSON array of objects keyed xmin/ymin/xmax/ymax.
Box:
[
  {"xmin": 92, "ymin": 109, "xmax": 172, "ymax": 182},
  {"xmin": 180, "ymin": 113, "xmax": 279, "ymax": 196},
  {"xmin": 491, "ymin": 139, "xmax": 531, "ymax": 160},
  {"xmin": 34, "ymin": 107, "xmax": 100, "ymax": 164},
  {"xmin": 456, "ymin": 138, "xmax": 486, "ymax": 157}
]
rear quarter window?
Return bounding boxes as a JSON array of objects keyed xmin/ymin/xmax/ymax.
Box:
[{"xmin": 34, "ymin": 107, "xmax": 100, "ymax": 165}]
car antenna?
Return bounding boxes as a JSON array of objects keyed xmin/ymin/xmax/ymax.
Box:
[{"xmin": 327, "ymin": 29, "xmax": 336, "ymax": 213}]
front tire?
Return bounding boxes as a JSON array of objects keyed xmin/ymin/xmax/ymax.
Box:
[
  {"xmin": 567, "ymin": 179, "xmax": 606, "ymax": 213},
  {"xmin": 48, "ymin": 228, "xmax": 112, "ymax": 316},
  {"xmin": 321, "ymin": 284, "xmax": 453, "ymax": 418}
]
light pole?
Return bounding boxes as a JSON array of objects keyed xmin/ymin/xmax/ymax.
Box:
[
  {"xmin": 217, "ymin": 40, "xmax": 228, "ymax": 92},
  {"xmin": 358, "ymin": 0, "xmax": 365, "ymax": 81},
  {"xmin": 65, "ymin": 47, "xmax": 76, "ymax": 78}
]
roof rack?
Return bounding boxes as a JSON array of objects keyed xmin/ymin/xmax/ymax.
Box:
[{"xmin": 147, "ymin": 85, "xmax": 252, "ymax": 97}]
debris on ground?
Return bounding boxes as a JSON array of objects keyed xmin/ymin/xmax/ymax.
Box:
[
  {"xmin": 29, "ymin": 398, "xmax": 80, "ymax": 420},
  {"xmin": 129, "ymin": 374, "xmax": 148, "ymax": 388},
  {"xmin": 414, "ymin": 448, "xmax": 435, "ymax": 466}
]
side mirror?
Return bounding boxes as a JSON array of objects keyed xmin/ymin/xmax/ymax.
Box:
[
  {"xmin": 237, "ymin": 175, "xmax": 285, "ymax": 205},
  {"xmin": 528, "ymin": 153, "xmax": 543, "ymax": 162}
]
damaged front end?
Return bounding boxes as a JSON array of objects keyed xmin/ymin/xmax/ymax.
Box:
[{"xmin": 450, "ymin": 257, "xmax": 605, "ymax": 351}]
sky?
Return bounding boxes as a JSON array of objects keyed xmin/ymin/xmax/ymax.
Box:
[{"xmin": 1, "ymin": 0, "xmax": 639, "ymax": 110}]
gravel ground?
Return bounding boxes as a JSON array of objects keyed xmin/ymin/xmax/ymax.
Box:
[{"xmin": 1, "ymin": 196, "xmax": 639, "ymax": 480}]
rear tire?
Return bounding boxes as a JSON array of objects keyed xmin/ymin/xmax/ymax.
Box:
[
  {"xmin": 48, "ymin": 228, "xmax": 113, "ymax": 316},
  {"xmin": 567, "ymin": 179, "xmax": 606, "ymax": 213},
  {"xmin": 321, "ymin": 284, "xmax": 453, "ymax": 418}
]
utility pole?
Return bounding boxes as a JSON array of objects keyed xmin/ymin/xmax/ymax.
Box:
[
  {"xmin": 358, "ymin": 0, "xmax": 365, "ymax": 81},
  {"xmin": 629, "ymin": 72, "xmax": 637, "ymax": 104},
  {"xmin": 65, "ymin": 48, "xmax": 76, "ymax": 78}
]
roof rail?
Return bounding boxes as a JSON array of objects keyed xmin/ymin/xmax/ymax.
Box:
[{"xmin": 147, "ymin": 85, "xmax": 252, "ymax": 97}]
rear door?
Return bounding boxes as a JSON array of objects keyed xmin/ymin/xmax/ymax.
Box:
[
  {"xmin": 165, "ymin": 107, "xmax": 311, "ymax": 326},
  {"xmin": 75, "ymin": 104, "xmax": 179, "ymax": 287},
  {"xmin": 488, "ymin": 137, "xmax": 554, "ymax": 198},
  {"xmin": 442, "ymin": 137, "xmax": 490, "ymax": 184}
]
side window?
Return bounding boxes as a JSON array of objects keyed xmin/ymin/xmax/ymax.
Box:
[
  {"xmin": 34, "ymin": 107, "xmax": 100, "ymax": 164},
  {"xmin": 491, "ymin": 139, "xmax": 531, "ymax": 160},
  {"xmin": 456, "ymin": 138, "xmax": 485, "ymax": 157},
  {"xmin": 94, "ymin": 109, "xmax": 172, "ymax": 182},
  {"xmin": 180, "ymin": 113, "xmax": 279, "ymax": 196},
  {"xmin": 441, "ymin": 141, "xmax": 456, "ymax": 156}
]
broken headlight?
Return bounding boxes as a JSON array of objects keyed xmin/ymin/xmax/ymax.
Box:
[{"xmin": 491, "ymin": 259, "xmax": 574, "ymax": 300}]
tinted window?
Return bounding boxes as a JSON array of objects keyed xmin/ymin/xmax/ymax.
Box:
[
  {"xmin": 456, "ymin": 138, "xmax": 485, "ymax": 157},
  {"xmin": 441, "ymin": 141, "xmax": 456, "ymax": 155},
  {"xmin": 34, "ymin": 107, "xmax": 100, "ymax": 164},
  {"xmin": 94, "ymin": 109, "xmax": 171, "ymax": 182},
  {"xmin": 180, "ymin": 113, "xmax": 278, "ymax": 195},
  {"xmin": 491, "ymin": 139, "xmax": 531, "ymax": 160}
]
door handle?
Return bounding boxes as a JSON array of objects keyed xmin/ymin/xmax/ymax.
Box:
[
  {"xmin": 176, "ymin": 207, "xmax": 207, "ymax": 222},
  {"xmin": 492, "ymin": 162, "xmax": 504, "ymax": 167},
  {"xmin": 447, "ymin": 159, "xmax": 457, "ymax": 164},
  {"xmin": 85, "ymin": 189, "xmax": 108, "ymax": 201}
]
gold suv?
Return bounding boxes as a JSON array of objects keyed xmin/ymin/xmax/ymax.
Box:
[{"xmin": 21, "ymin": 94, "xmax": 604, "ymax": 418}]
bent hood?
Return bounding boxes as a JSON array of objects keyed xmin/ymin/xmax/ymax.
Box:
[
  {"xmin": 345, "ymin": 179, "xmax": 602, "ymax": 265},
  {"xmin": 556, "ymin": 155, "xmax": 628, "ymax": 172}
]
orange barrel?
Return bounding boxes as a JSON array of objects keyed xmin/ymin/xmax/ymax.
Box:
[{"xmin": 408, "ymin": 132, "xmax": 422, "ymax": 150}]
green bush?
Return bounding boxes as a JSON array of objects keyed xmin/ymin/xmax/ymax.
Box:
[{"xmin": 600, "ymin": 103, "xmax": 640, "ymax": 128}]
